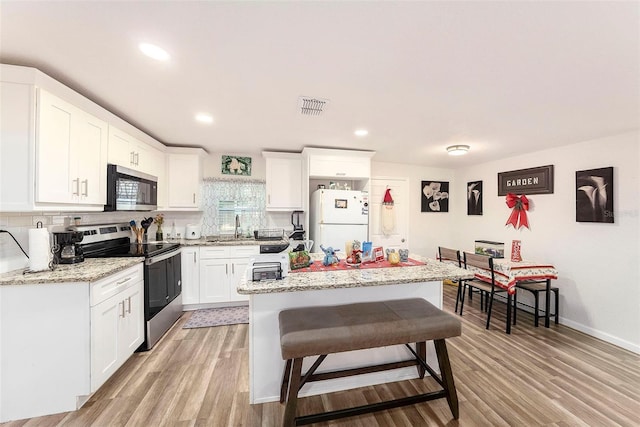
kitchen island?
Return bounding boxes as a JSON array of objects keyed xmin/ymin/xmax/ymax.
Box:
[{"xmin": 237, "ymin": 255, "xmax": 473, "ymax": 404}]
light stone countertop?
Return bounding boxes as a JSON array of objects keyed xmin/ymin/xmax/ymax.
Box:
[
  {"xmin": 0, "ymin": 258, "xmax": 143, "ymax": 286},
  {"xmin": 177, "ymin": 237, "xmax": 289, "ymax": 247},
  {"xmin": 237, "ymin": 254, "xmax": 474, "ymax": 294}
]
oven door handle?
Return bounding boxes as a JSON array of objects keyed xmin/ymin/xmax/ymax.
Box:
[{"xmin": 145, "ymin": 249, "xmax": 180, "ymax": 265}]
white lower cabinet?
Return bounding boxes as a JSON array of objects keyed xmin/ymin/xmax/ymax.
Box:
[
  {"xmin": 0, "ymin": 263, "xmax": 144, "ymax": 423},
  {"xmin": 90, "ymin": 264, "xmax": 144, "ymax": 393},
  {"xmin": 181, "ymin": 247, "xmax": 200, "ymax": 304},
  {"xmin": 182, "ymin": 245, "xmax": 259, "ymax": 307}
]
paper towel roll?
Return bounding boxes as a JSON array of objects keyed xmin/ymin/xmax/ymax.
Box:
[{"xmin": 29, "ymin": 228, "xmax": 50, "ymax": 272}]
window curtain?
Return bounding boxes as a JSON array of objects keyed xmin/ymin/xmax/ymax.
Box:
[{"xmin": 201, "ymin": 178, "xmax": 266, "ymax": 236}]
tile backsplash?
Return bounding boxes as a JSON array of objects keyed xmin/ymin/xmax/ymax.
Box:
[{"xmin": 0, "ymin": 209, "xmax": 299, "ymax": 274}]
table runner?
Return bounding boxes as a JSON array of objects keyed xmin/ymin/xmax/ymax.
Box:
[{"xmin": 290, "ymin": 258, "xmax": 425, "ymax": 273}]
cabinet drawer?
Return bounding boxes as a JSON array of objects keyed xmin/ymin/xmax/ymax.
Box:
[
  {"xmin": 229, "ymin": 245, "xmax": 260, "ymax": 258},
  {"xmin": 90, "ymin": 263, "xmax": 143, "ymax": 306},
  {"xmin": 200, "ymin": 246, "xmax": 230, "ymax": 259}
]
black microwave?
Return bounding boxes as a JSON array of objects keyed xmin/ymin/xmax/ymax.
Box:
[{"xmin": 104, "ymin": 164, "xmax": 157, "ymax": 211}]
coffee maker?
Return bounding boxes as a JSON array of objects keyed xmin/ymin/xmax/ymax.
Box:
[{"xmin": 52, "ymin": 231, "xmax": 84, "ymax": 264}]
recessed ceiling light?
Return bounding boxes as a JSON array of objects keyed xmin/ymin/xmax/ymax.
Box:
[
  {"xmin": 195, "ymin": 113, "xmax": 213, "ymax": 124},
  {"xmin": 446, "ymin": 145, "xmax": 470, "ymax": 156},
  {"xmin": 354, "ymin": 129, "xmax": 369, "ymax": 137},
  {"xmin": 139, "ymin": 43, "xmax": 170, "ymax": 61}
]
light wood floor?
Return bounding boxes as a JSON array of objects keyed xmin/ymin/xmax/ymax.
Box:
[{"xmin": 6, "ymin": 285, "xmax": 640, "ymax": 426}]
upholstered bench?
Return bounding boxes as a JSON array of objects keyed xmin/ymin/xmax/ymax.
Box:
[{"xmin": 278, "ymin": 298, "xmax": 461, "ymax": 426}]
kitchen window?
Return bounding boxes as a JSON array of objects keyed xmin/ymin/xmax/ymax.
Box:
[{"xmin": 201, "ymin": 178, "xmax": 266, "ymax": 236}]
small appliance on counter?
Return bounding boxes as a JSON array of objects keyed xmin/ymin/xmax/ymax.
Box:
[
  {"xmin": 289, "ymin": 210, "xmax": 305, "ymax": 240},
  {"xmin": 52, "ymin": 231, "xmax": 84, "ymax": 264},
  {"xmin": 248, "ymin": 241, "xmax": 290, "ymax": 281},
  {"xmin": 185, "ymin": 224, "xmax": 201, "ymax": 240},
  {"xmin": 248, "ymin": 253, "xmax": 289, "ymax": 281}
]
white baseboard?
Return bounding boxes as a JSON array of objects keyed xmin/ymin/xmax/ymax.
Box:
[{"xmin": 560, "ymin": 318, "xmax": 640, "ymax": 355}]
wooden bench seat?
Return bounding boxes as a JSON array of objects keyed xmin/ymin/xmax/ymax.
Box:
[{"xmin": 278, "ymin": 298, "xmax": 461, "ymax": 426}]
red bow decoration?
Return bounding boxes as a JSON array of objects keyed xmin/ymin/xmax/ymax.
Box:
[{"xmin": 505, "ymin": 193, "xmax": 530, "ymax": 229}]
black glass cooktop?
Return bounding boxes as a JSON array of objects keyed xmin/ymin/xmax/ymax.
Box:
[{"xmin": 83, "ymin": 242, "xmax": 180, "ymax": 258}]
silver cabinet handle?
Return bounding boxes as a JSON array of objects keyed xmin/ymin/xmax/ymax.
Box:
[
  {"xmin": 232, "ymin": 264, "xmax": 235, "ymax": 274},
  {"xmin": 81, "ymin": 179, "xmax": 88, "ymax": 196},
  {"xmin": 116, "ymin": 277, "xmax": 132, "ymax": 286},
  {"xmin": 226, "ymin": 264, "xmax": 228, "ymax": 275},
  {"xmin": 130, "ymin": 151, "xmax": 135, "ymax": 165},
  {"xmin": 127, "ymin": 296, "xmax": 132, "ymax": 314},
  {"xmin": 193, "ymin": 193, "xmax": 195, "ymax": 204},
  {"xmin": 193, "ymin": 252, "xmax": 196, "ymax": 263},
  {"xmin": 134, "ymin": 152, "xmax": 139, "ymax": 166},
  {"xmin": 336, "ymin": 172, "xmax": 346, "ymax": 176},
  {"xmin": 401, "ymin": 238, "xmax": 405, "ymax": 243},
  {"xmin": 72, "ymin": 178, "xmax": 79, "ymax": 196},
  {"xmin": 120, "ymin": 301, "xmax": 125, "ymax": 318}
]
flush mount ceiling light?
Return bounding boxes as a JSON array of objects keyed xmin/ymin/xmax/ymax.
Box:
[
  {"xmin": 195, "ymin": 113, "xmax": 213, "ymax": 124},
  {"xmin": 139, "ymin": 43, "xmax": 170, "ymax": 61},
  {"xmin": 354, "ymin": 129, "xmax": 369, "ymax": 137},
  {"xmin": 446, "ymin": 145, "xmax": 470, "ymax": 156}
]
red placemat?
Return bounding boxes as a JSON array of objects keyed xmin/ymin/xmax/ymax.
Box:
[{"xmin": 290, "ymin": 258, "xmax": 425, "ymax": 273}]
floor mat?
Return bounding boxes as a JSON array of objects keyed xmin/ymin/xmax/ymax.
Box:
[{"xmin": 182, "ymin": 305, "xmax": 249, "ymax": 329}]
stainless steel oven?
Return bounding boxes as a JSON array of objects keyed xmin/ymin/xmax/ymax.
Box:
[
  {"xmin": 76, "ymin": 222, "xmax": 181, "ymax": 350},
  {"xmin": 144, "ymin": 249, "xmax": 182, "ymax": 350}
]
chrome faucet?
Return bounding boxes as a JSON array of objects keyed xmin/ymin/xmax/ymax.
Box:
[{"xmin": 234, "ymin": 214, "xmax": 240, "ymax": 239}]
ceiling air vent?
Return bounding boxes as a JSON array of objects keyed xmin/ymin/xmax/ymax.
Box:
[{"xmin": 298, "ymin": 96, "xmax": 329, "ymax": 116}]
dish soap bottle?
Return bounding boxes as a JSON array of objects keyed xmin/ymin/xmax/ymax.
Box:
[{"xmin": 170, "ymin": 221, "xmax": 176, "ymax": 240}]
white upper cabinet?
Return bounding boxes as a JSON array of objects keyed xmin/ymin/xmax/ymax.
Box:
[
  {"xmin": 36, "ymin": 89, "xmax": 108, "ymax": 207},
  {"xmin": 107, "ymin": 126, "xmax": 155, "ymax": 176},
  {"xmin": 303, "ymin": 147, "xmax": 374, "ymax": 179},
  {"xmin": 166, "ymin": 148, "xmax": 206, "ymax": 210},
  {"xmin": 0, "ymin": 64, "xmax": 170, "ymax": 212},
  {"xmin": 263, "ymin": 151, "xmax": 303, "ymax": 211}
]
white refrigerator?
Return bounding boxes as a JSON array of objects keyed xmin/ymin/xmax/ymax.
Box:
[{"xmin": 309, "ymin": 189, "xmax": 369, "ymax": 253}]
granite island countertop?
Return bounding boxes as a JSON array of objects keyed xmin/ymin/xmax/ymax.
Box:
[
  {"xmin": 0, "ymin": 258, "xmax": 143, "ymax": 286},
  {"xmin": 237, "ymin": 254, "xmax": 474, "ymax": 294}
]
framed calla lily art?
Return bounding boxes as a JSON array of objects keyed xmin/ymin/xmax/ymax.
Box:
[
  {"xmin": 576, "ymin": 167, "xmax": 614, "ymax": 223},
  {"xmin": 421, "ymin": 181, "xmax": 449, "ymax": 212}
]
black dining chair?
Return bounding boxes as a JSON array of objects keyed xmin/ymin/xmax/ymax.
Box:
[
  {"xmin": 460, "ymin": 252, "xmax": 514, "ymax": 334},
  {"xmin": 438, "ymin": 247, "xmax": 463, "ymax": 313}
]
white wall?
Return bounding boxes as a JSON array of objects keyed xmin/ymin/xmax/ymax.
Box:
[
  {"xmin": 453, "ymin": 131, "xmax": 639, "ymax": 353},
  {"xmin": 376, "ymin": 131, "xmax": 639, "ymax": 353}
]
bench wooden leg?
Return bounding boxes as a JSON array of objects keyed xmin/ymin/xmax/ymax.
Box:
[
  {"xmin": 283, "ymin": 357, "xmax": 304, "ymax": 427},
  {"xmin": 434, "ymin": 339, "xmax": 459, "ymax": 419},
  {"xmin": 416, "ymin": 342, "xmax": 426, "ymax": 378},
  {"xmin": 280, "ymin": 359, "xmax": 292, "ymax": 403}
]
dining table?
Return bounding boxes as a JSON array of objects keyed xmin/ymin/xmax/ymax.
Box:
[{"xmin": 464, "ymin": 258, "xmax": 559, "ymax": 328}]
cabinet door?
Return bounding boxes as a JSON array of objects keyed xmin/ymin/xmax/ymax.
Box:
[
  {"xmin": 132, "ymin": 139, "xmax": 152, "ymax": 174},
  {"xmin": 76, "ymin": 110, "xmax": 107, "ymax": 205},
  {"xmin": 107, "ymin": 126, "xmax": 133, "ymax": 168},
  {"xmin": 229, "ymin": 258, "xmax": 250, "ymax": 302},
  {"xmin": 181, "ymin": 248, "xmax": 200, "ymax": 305},
  {"xmin": 36, "ymin": 90, "xmax": 75, "ymax": 204},
  {"xmin": 199, "ymin": 259, "xmax": 229, "ymax": 303},
  {"xmin": 308, "ymin": 155, "xmax": 370, "ymax": 179},
  {"xmin": 167, "ymin": 153, "xmax": 200, "ymax": 208},
  {"xmin": 118, "ymin": 282, "xmax": 144, "ymax": 360},
  {"xmin": 90, "ymin": 292, "xmax": 121, "ymax": 392},
  {"xmin": 266, "ymin": 156, "xmax": 303, "ymax": 211}
]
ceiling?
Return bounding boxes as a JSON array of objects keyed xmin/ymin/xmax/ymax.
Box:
[{"xmin": 1, "ymin": 1, "xmax": 638, "ymax": 168}]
